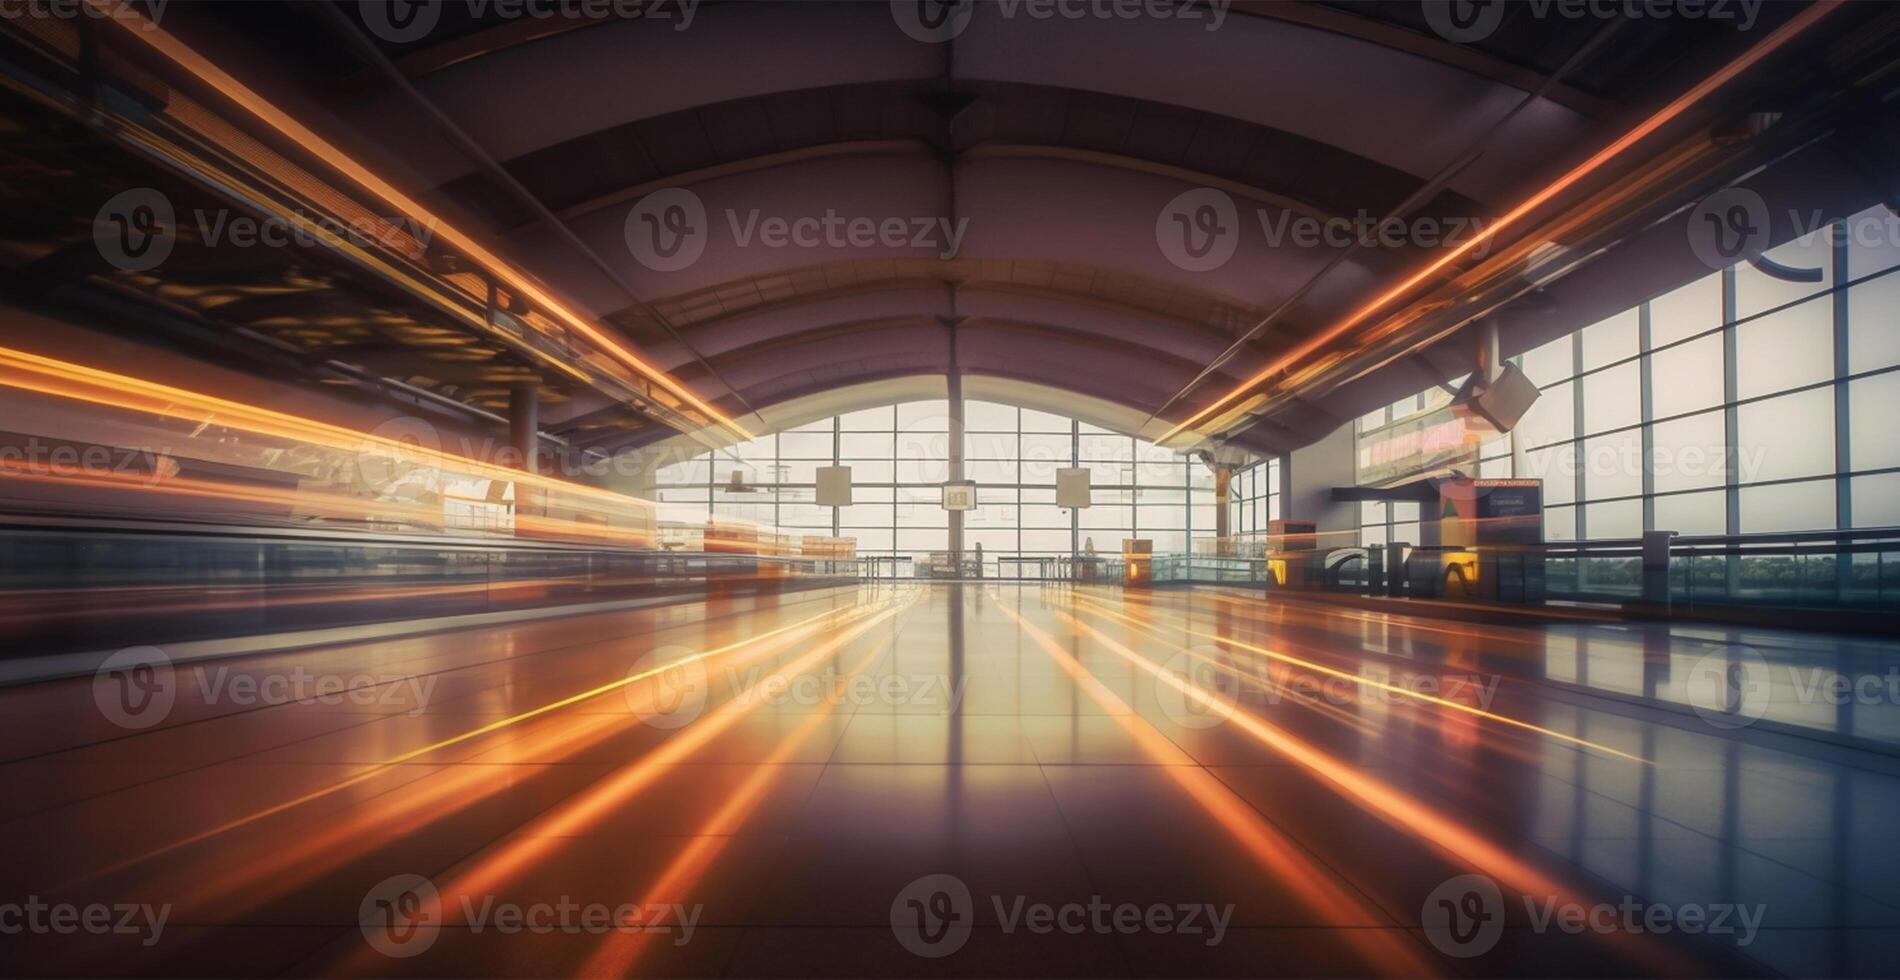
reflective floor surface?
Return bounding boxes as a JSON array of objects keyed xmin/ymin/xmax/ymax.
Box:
[{"xmin": 1, "ymin": 583, "xmax": 1897, "ymax": 978}]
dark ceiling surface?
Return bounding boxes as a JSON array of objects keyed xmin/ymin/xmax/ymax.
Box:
[{"xmin": 20, "ymin": 0, "xmax": 1891, "ymax": 457}]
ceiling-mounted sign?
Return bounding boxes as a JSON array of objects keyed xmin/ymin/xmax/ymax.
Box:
[
  {"xmin": 1355, "ymin": 407, "xmax": 1481, "ymax": 488},
  {"xmin": 1056, "ymin": 467, "xmax": 1092, "ymax": 508},
  {"xmin": 815, "ymin": 466, "xmax": 852, "ymax": 507},
  {"xmin": 941, "ymin": 480, "xmax": 975, "ymax": 511}
]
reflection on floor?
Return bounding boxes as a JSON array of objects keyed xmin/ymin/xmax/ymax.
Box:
[{"xmin": 1, "ymin": 583, "xmax": 1896, "ymax": 978}]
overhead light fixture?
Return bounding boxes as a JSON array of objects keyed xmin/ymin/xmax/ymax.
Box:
[{"xmin": 1158, "ymin": 0, "xmax": 1841, "ymax": 446}]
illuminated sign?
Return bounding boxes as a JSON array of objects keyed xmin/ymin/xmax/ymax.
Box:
[{"xmin": 1355, "ymin": 407, "xmax": 1481, "ymax": 488}]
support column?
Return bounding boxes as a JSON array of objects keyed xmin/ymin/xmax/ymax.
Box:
[
  {"xmin": 509, "ymin": 385, "xmax": 542, "ymax": 522},
  {"xmin": 946, "ymin": 322, "xmax": 965, "ymax": 570},
  {"xmin": 509, "ymin": 385, "xmax": 540, "ymax": 474},
  {"xmin": 1212, "ymin": 463, "xmax": 1234, "ymax": 555}
]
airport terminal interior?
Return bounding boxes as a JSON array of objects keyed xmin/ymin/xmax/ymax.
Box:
[{"xmin": 3, "ymin": 0, "xmax": 1900, "ymax": 977}]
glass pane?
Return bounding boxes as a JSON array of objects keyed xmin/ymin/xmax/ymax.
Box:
[
  {"xmin": 1649, "ymin": 272, "xmax": 1723, "ymax": 347},
  {"xmin": 1521, "ymin": 335, "xmax": 1575, "ymax": 387},
  {"xmin": 839, "ymin": 432, "xmax": 891, "ymax": 459},
  {"xmin": 966, "ymin": 459, "xmax": 1016, "ymax": 483},
  {"xmin": 894, "ymin": 402, "xmax": 947, "ymax": 431},
  {"xmin": 966, "ymin": 432, "xmax": 1018, "ymax": 459},
  {"xmin": 1581, "ymin": 309, "xmax": 1639, "ymax": 371},
  {"xmin": 1739, "ymin": 479, "xmax": 1835, "ymax": 533},
  {"xmin": 1849, "ymin": 274, "xmax": 1900, "ymax": 374},
  {"xmin": 1737, "ymin": 387, "xmax": 1835, "ymax": 483},
  {"xmin": 1022, "ymin": 529, "xmax": 1072, "ymax": 551},
  {"xmin": 1522, "ymin": 444, "xmax": 1578, "ymax": 505},
  {"xmin": 1020, "ymin": 407, "xmax": 1071, "ymax": 432},
  {"xmin": 895, "ymin": 430, "xmax": 951, "ymax": 467},
  {"xmin": 1654, "ymin": 490, "xmax": 1727, "ymax": 536},
  {"xmin": 1852, "ymin": 472, "xmax": 1900, "ymax": 528},
  {"xmin": 1736, "ymin": 297, "xmax": 1833, "ymax": 400},
  {"xmin": 1651, "ymin": 409, "xmax": 1728, "ymax": 493},
  {"xmin": 1844, "ymin": 206, "xmax": 1900, "ymax": 277},
  {"xmin": 1736, "ymin": 229, "xmax": 1834, "ymax": 318},
  {"xmin": 964, "ymin": 401, "xmax": 1017, "ymax": 431},
  {"xmin": 841, "ymin": 406, "xmax": 895, "ymax": 431},
  {"xmin": 778, "ymin": 431, "xmax": 833, "ymax": 459},
  {"xmin": 1648, "ymin": 333, "xmax": 1725, "ymax": 419},
  {"xmin": 1850, "ymin": 373, "xmax": 1900, "ymax": 472},
  {"xmin": 1584, "ymin": 499, "xmax": 1642, "ymax": 539},
  {"xmin": 1582, "ymin": 429, "xmax": 1642, "ymax": 501},
  {"xmin": 1517, "ymin": 381, "xmax": 1574, "ymax": 449},
  {"xmin": 1545, "ymin": 505, "xmax": 1576, "ymax": 542},
  {"xmin": 1079, "ymin": 505, "xmax": 1133, "ymax": 530},
  {"xmin": 846, "ymin": 528, "xmax": 893, "ymax": 551},
  {"xmin": 1581, "ymin": 361, "xmax": 1641, "ymax": 436},
  {"xmin": 840, "ymin": 503, "xmax": 894, "ymax": 527},
  {"xmin": 1077, "ymin": 434, "xmax": 1133, "ymax": 461}
]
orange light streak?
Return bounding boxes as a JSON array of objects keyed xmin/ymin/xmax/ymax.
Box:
[
  {"xmin": 1049, "ymin": 602, "xmax": 1583, "ymax": 904},
  {"xmin": 1072, "ymin": 594, "xmax": 1646, "ymax": 764},
  {"xmin": 86, "ymin": 1, "xmax": 751, "ymax": 441},
  {"xmin": 69, "ymin": 599, "xmax": 879, "ymax": 886},
  {"xmin": 989, "ymin": 596, "xmax": 1439, "ymax": 977},
  {"xmin": 438, "ymin": 599, "xmax": 908, "ymax": 902},
  {"xmin": 1161, "ymin": 0, "xmax": 1842, "ymax": 443},
  {"xmin": 578, "ymin": 605, "xmax": 906, "ymax": 977}
]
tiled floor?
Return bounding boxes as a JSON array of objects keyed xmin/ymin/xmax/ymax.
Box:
[{"xmin": 2, "ymin": 582, "xmax": 1896, "ymax": 977}]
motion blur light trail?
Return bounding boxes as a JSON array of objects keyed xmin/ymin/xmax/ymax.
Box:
[
  {"xmin": 84, "ymin": 1, "xmax": 752, "ymax": 440},
  {"xmin": 1049, "ymin": 605, "xmax": 1579, "ymax": 900},
  {"xmin": 433, "ymin": 597, "xmax": 909, "ymax": 905},
  {"xmin": 1159, "ymin": 0, "xmax": 1840, "ymax": 443},
  {"xmin": 577, "ymin": 600, "xmax": 913, "ymax": 978},
  {"xmin": 107, "ymin": 598, "xmax": 905, "ymax": 935},
  {"xmin": 68, "ymin": 598, "xmax": 883, "ymax": 890},
  {"xmin": 1071, "ymin": 594, "xmax": 1647, "ymax": 764},
  {"xmin": 989, "ymin": 595, "xmax": 1440, "ymax": 977}
]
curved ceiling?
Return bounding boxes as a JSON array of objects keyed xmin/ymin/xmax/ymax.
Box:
[{"xmin": 148, "ymin": 0, "xmax": 1856, "ymax": 457}]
